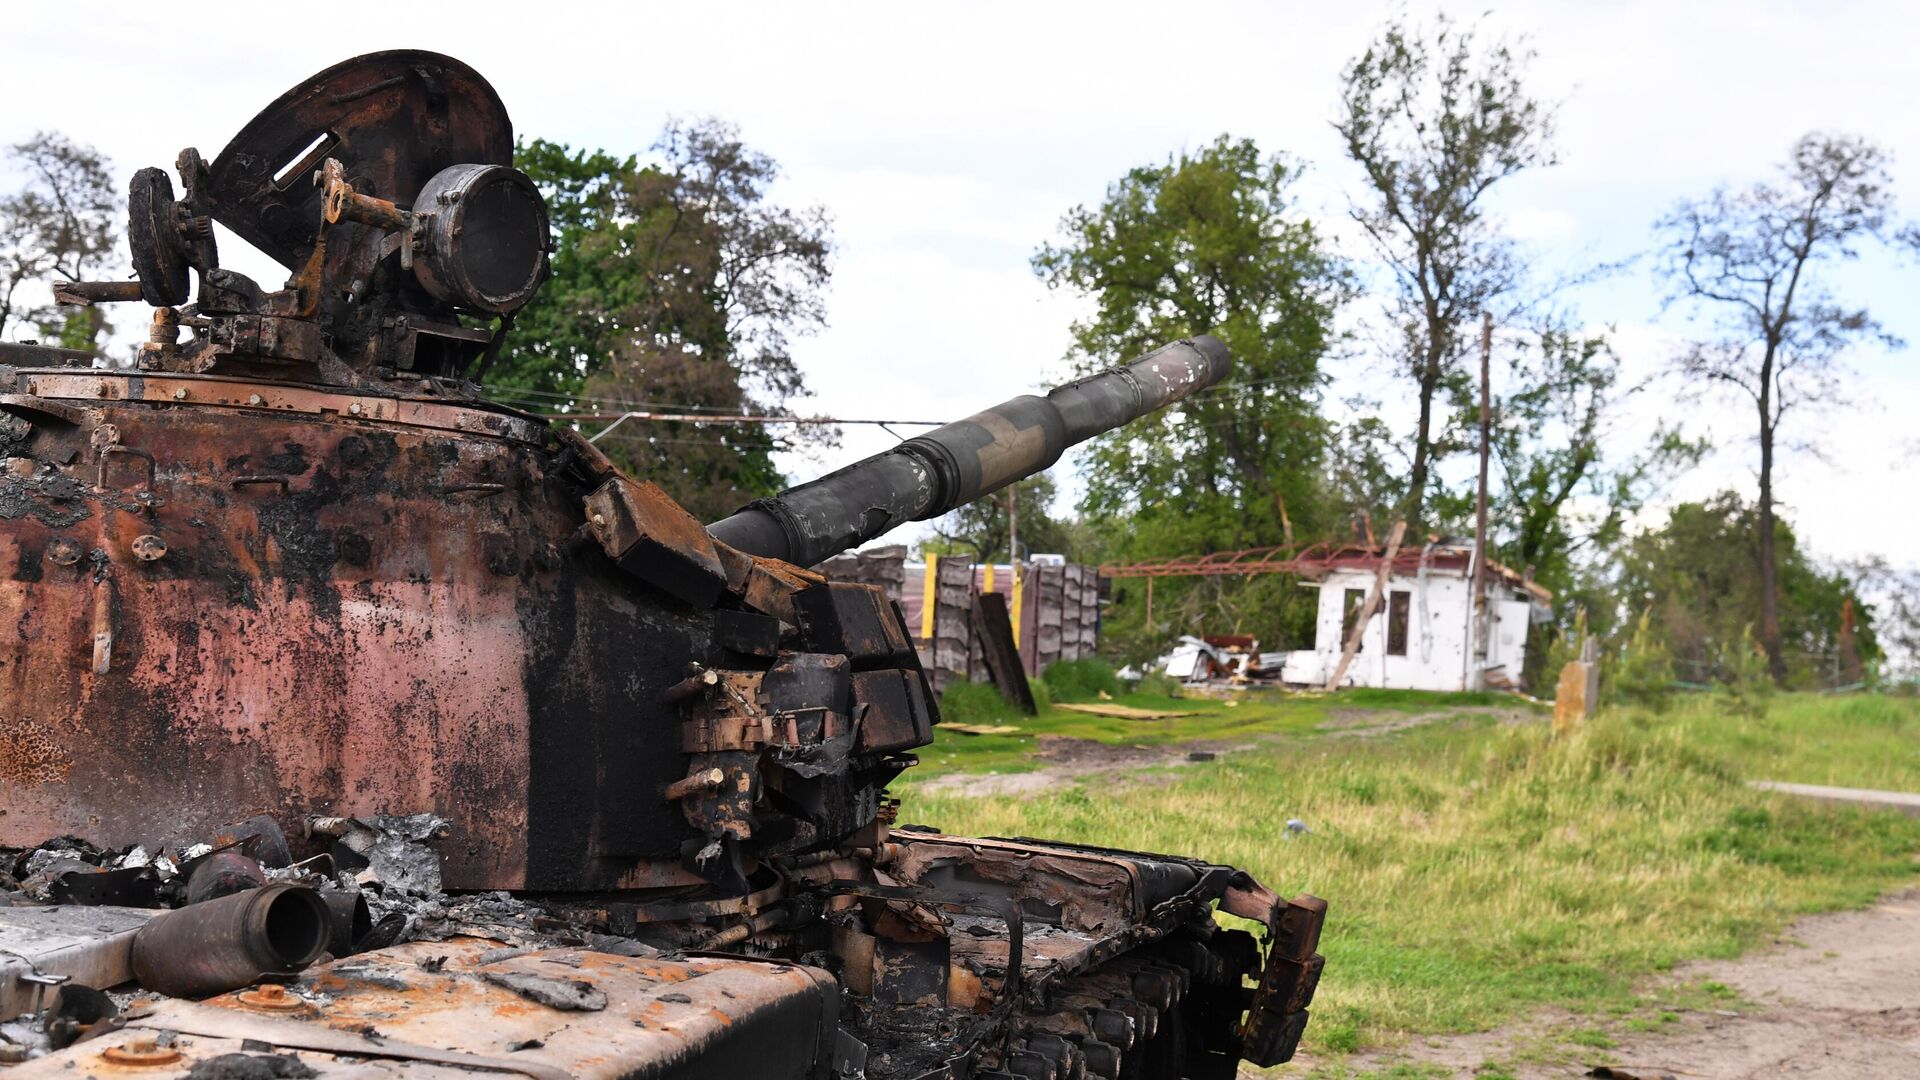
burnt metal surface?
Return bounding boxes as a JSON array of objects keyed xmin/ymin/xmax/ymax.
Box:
[
  {"xmin": 130, "ymin": 884, "xmax": 330, "ymax": 998},
  {"xmin": 0, "ymin": 371, "xmax": 720, "ymax": 890},
  {"xmin": 206, "ymin": 51, "xmax": 511, "ymax": 271},
  {"xmin": 0, "ymin": 905, "xmax": 155, "ymax": 1016},
  {"xmin": 2, "ymin": 940, "xmax": 839, "ymax": 1080},
  {"xmin": 0, "ymin": 48, "xmax": 1327, "ymax": 1079},
  {"xmin": 51, "ymin": 51, "xmax": 546, "ymax": 385}
]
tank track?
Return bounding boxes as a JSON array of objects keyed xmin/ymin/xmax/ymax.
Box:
[
  {"xmin": 849, "ymin": 921, "xmax": 1315, "ymax": 1080},
  {"xmin": 999, "ymin": 923, "xmax": 1315, "ymax": 1080}
]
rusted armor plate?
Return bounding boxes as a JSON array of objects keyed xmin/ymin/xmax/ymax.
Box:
[{"xmin": 2, "ymin": 939, "xmax": 838, "ymax": 1080}]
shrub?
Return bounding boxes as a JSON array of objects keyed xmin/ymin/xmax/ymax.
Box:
[
  {"xmin": 1715, "ymin": 625, "xmax": 1774, "ymax": 720},
  {"xmin": 1028, "ymin": 678, "xmax": 1053, "ymax": 712},
  {"xmin": 1041, "ymin": 658, "xmax": 1124, "ymax": 702},
  {"xmin": 1611, "ymin": 611, "xmax": 1675, "ymax": 713},
  {"xmin": 939, "ymin": 680, "xmax": 1024, "ymax": 727},
  {"xmin": 1134, "ymin": 670, "xmax": 1183, "ymax": 698}
]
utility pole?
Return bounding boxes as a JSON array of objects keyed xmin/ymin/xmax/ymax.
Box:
[
  {"xmin": 1468, "ymin": 312, "xmax": 1493, "ymax": 691},
  {"xmin": 1008, "ymin": 481, "xmax": 1018, "ymax": 570}
]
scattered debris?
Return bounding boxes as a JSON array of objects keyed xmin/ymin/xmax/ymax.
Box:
[
  {"xmin": 479, "ymin": 971, "xmax": 608, "ymax": 1012},
  {"xmin": 940, "ymin": 723, "xmax": 1022, "ymax": 736},
  {"xmin": 184, "ymin": 1053, "xmax": 318, "ymax": 1080},
  {"xmin": 309, "ymin": 814, "xmax": 453, "ymax": 894},
  {"xmin": 1159, "ymin": 635, "xmax": 1270, "ymax": 684}
]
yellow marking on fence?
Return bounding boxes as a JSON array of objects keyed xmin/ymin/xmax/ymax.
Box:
[
  {"xmin": 920, "ymin": 554, "xmax": 939, "ymax": 639},
  {"xmin": 1011, "ymin": 563, "xmax": 1022, "ymax": 648}
]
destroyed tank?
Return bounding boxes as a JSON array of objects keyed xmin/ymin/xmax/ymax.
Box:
[{"xmin": 0, "ymin": 52, "xmax": 1325, "ymax": 1080}]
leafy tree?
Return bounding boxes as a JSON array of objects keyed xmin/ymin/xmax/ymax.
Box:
[
  {"xmin": 925, "ymin": 473, "xmax": 1074, "ymax": 563},
  {"xmin": 494, "ymin": 140, "xmax": 641, "ymax": 397},
  {"xmin": 499, "ymin": 122, "xmax": 833, "ymax": 519},
  {"xmin": 1030, "ymin": 135, "xmax": 1347, "ymax": 657},
  {"xmin": 0, "ymin": 132, "xmax": 118, "ymax": 351},
  {"xmin": 1844, "ymin": 556, "xmax": 1920, "ymax": 683},
  {"xmin": 1336, "ymin": 13, "xmax": 1556, "ymax": 529},
  {"xmin": 1323, "ymin": 413, "xmax": 1406, "ymax": 532},
  {"xmin": 1616, "ymin": 493, "xmax": 1878, "ymax": 690},
  {"xmin": 1657, "ymin": 132, "xmax": 1912, "ymax": 683},
  {"xmin": 1490, "ymin": 325, "xmax": 1704, "ymax": 596}
]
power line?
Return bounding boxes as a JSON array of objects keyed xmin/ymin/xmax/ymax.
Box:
[
  {"xmin": 488, "ymin": 385, "xmax": 751, "ymax": 412},
  {"xmin": 544, "ymin": 411, "xmax": 940, "ymax": 426}
]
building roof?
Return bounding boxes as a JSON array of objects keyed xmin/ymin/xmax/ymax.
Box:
[{"xmin": 1297, "ymin": 543, "xmax": 1553, "ymax": 604}]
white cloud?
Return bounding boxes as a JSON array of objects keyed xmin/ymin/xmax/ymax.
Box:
[{"xmin": 1504, "ymin": 207, "xmax": 1580, "ymax": 241}]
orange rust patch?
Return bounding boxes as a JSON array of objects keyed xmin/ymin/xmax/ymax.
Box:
[{"xmin": 0, "ymin": 717, "xmax": 70, "ymax": 784}]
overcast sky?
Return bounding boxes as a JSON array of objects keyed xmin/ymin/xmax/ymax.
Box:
[{"xmin": 3, "ymin": 1, "xmax": 1914, "ymax": 567}]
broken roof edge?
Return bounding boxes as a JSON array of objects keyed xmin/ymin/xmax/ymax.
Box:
[{"xmin": 1293, "ymin": 544, "xmax": 1553, "ymax": 605}]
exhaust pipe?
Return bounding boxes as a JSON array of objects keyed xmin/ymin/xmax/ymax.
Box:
[
  {"xmin": 320, "ymin": 889, "xmax": 373, "ymax": 957},
  {"xmin": 130, "ymin": 884, "xmax": 331, "ymax": 997}
]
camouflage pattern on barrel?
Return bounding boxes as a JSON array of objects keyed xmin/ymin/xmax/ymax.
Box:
[{"xmin": 707, "ymin": 335, "xmax": 1232, "ymax": 565}]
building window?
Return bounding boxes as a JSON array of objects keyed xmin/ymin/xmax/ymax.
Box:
[
  {"xmin": 1341, "ymin": 588, "xmax": 1367, "ymax": 651},
  {"xmin": 1387, "ymin": 590, "xmax": 1410, "ymax": 656}
]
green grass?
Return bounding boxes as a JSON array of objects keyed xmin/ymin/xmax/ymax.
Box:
[
  {"xmin": 910, "ymin": 683, "xmax": 1518, "ymax": 779},
  {"xmin": 895, "ymin": 692, "xmax": 1920, "ymax": 1062},
  {"xmin": 1676, "ymin": 692, "xmax": 1920, "ymax": 791}
]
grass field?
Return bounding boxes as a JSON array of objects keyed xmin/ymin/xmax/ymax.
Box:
[
  {"xmin": 914, "ymin": 678, "xmax": 1512, "ymax": 778},
  {"xmin": 893, "ymin": 685, "xmax": 1920, "ymax": 1072}
]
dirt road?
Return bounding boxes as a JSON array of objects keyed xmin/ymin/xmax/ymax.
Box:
[{"xmin": 1307, "ymin": 888, "xmax": 1920, "ymax": 1078}]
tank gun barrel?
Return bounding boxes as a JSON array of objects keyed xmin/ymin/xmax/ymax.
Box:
[{"xmin": 706, "ymin": 335, "xmax": 1231, "ymax": 565}]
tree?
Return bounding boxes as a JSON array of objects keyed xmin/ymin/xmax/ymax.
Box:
[
  {"xmin": 1657, "ymin": 132, "xmax": 1910, "ymax": 684},
  {"xmin": 1336, "ymin": 13, "xmax": 1555, "ymax": 529},
  {"xmin": 925, "ymin": 473, "xmax": 1074, "ymax": 564},
  {"xmin": 1616, "ymin": 493, "xmax": 1878, "ymax": 689},
  {"xmin": 499, "ymin": 122, "xmax": 834, "ymax": 519},
  {"xmin": 1323, "ymin": 413, "xmax": 1406, "ymax": 534},
  {"xmin": 1033, "ymin": 135, "xmax": 1345, "ymax": 546},
  {"xmin": 492, "ymin": 140, "xmax": 640, "ymax": 397},
  {"xmin": 1484, "ymin": 325, "xmax": 1705, "ymax": 688},
  {"xmin": 1490, "ymin": 326, "xmax": 1703, "ymax": 594},
  {"xmin": 1845, "ymin": 556, "xmax": 1920, "ymax": 683},
  {"xmin": 1031, "ymin": 135, "xmax": 1347, "ymax": 656},
  {"xmin": 0, "ymin": 132, "xmax": 119, "ymax": 351}
]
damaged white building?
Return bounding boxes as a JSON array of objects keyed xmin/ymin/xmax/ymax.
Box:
[{"xmin": 1278, "ymin": 542, "xmax": 1552, "ymax": 692}]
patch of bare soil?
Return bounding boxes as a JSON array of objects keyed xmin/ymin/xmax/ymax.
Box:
[
  {"xmin": 1303, "ymin": 888, "xmax": 1920, "ymax": 1078},
  {"xmin": 916, "ymin": 737, "xmax": 1229, "ymax": 798},
  {"xmin": 922, "ymin": 707, "xmax": 1534, "ymax": 798},
  {"xmin": 1318, "ymin": 705, "xmax": 1530, "ymax": 738}
]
